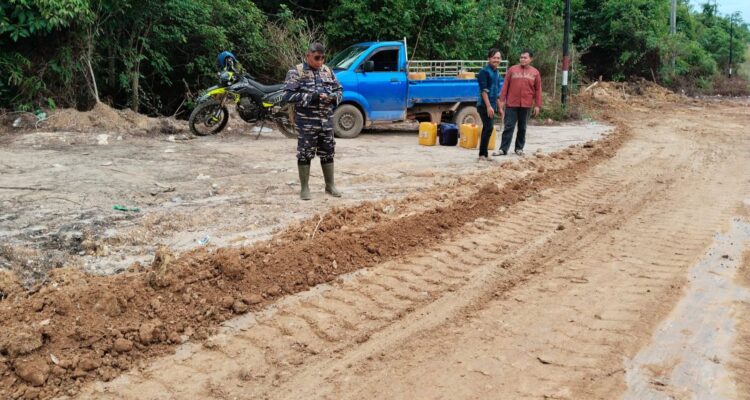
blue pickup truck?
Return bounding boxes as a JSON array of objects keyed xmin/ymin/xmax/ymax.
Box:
[{"xmin": 327, "ymin": 40, "xmax": 506, "ymax": 138}]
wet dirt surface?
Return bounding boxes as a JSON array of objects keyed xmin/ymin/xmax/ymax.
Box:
[
  {"xmin": 624, "ymin": 220, "xmax": 750, "ymax": 400},
  {"xmin": 2, "ymin": 84, "xmax": 750, "ymax": 400}
]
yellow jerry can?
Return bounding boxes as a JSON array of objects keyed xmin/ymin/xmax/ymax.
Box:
[
  {"xmin": 488, "ymin": 127, "xmax": 497, "ymax": 149},
  {"xmin": 459, "ymin": 124, "xmax": 480, "ymax": 149},
  {"xmin": 418, "ymin": 122, "xmax": 437, "ymax": 146},
  {"xmin": 408, "ymin": 72, "xmax": 427, "ymax": 80}
]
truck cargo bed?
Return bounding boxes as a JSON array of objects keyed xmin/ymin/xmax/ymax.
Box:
[{"xmin": 407, "ymin": 77, "xmax": 478, "ymax": 106}]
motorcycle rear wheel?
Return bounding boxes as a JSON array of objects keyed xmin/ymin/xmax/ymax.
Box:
[
  {"xmin": 275, "ymin": 104, "xmax": 297, "ymax": 139},
  {"xmin": 189, "ymin": 100, "xmax": 229, "ymax": 136}
]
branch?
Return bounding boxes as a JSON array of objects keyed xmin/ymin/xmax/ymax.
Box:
[
  {"xmin": 310, "ymin": 215, "xmax": 324, "ymax": 240},
  {"xmin": 583, "ymin": 81, "xmax": 599, "ymax": 92},
  {"xmin": 288, "ymin": 0, "xmax": 326, "ymax": 13},
  {"xmin": 172, "ymin": 97, "xmax": 186, "ymax": 118}
]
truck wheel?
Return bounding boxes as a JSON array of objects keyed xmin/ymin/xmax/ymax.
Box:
[
  {"xmin": 333, "ymin": 105, "xmax": 364, "ymax": 138},
  {"xmin": 454, "ymin": 105, "xmax": 481, "ymax": 126}
]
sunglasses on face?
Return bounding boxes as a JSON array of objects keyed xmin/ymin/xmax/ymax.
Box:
[{"xmin": 313, "ymin": 55, "xmax": 325, "ymax": 61}]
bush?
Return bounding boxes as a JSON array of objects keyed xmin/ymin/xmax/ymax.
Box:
[
  {"xmin": 535, "ymin": 97, "xmax": 586, "ymax": 122},
  {"xmin": 263, "ymin": 6, "xmax": 327, "ymax": 81},
  {"xmin": 710, "ymin": 75, "xmax": 750, "ymax": 96}
]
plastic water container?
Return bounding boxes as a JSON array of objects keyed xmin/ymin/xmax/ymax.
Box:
[
  {"xmin": 488, "ymin": 127, "xmax": 497, "ymax": 149},
  {"xmin": 418, "ymin": 122, "xmax": 437, "ymax": 146},
  {"xmin": 459, "ymin": 124, "xmax": 479, "ymax": 149},
  {"xmin": 438, "ymin": 123, "xmax": 459, "ymax": 146}
]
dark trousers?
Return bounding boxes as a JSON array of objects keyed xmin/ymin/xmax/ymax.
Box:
[
  {"xmin": 477, "ymin": 106, "xmax": 495, "ymax": 157},
  {"xmin": 499, "ymin": 107, "xmax": 530, "ymax": 153},
  {"xmin": 296, "ymin": 123, "xmax": 335, "ymax": 163}
]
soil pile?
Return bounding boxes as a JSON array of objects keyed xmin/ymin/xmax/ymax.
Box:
[
  {"xmin": 1, "ymin": 103, "xmax": 186, "ymax": 135},
  {"xmin": 583, "ymin": 79, "xmax": 682, "ymax": 105}
]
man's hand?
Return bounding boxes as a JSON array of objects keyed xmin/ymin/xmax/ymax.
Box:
[
  {"xmin": 533, "ymin": 106, "xmax": 540, "ymax": 117},
  {"xmin": 309, "ymin": 92, "xmax": 321, "ymax": 106},
  {"xmin": 486, "ymin": 105, "xmax": 495, "ymax": 119}
]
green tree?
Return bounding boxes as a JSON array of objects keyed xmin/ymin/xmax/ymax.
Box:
[
  {"xmin": 324, "ymin": 0, "xmax": 565, "ymax": 91},
  {"xmin": 91, "ymin": 0, "xmax": 267, "ymax": 112},
  {"xmin": 574, "ymin": 0, "xmax": 669, "ymax": 80},
  {"xmin": 2, "ymin": 0, "xmax": 750, "ymax": 113},
  {"xmin": 324, "ymin": 0, "xmax": 510, "ymax": 60},
  {"xmin": 0, "ymin": 0, "xmax": 91, "ymax": 109}
]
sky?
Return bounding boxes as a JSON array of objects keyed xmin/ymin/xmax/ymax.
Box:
[{"xmin": 690, "ymin": 0, "xmax": 749, "ymax": 21}]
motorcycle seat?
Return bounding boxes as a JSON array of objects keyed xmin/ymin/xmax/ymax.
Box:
[{"xmin": 248, "ymin": 80, "xmax": 283, "ymax": 94}]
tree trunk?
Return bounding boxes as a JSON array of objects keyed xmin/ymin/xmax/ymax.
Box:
[
  {"xmin": 553, "ymin": 53, "xmax": 558, "ymax": 100},
  {"xmin": 129, "ymin": 20, "xmax": 151, "ymax": 113},
  {"xmin": 508, "ymin": 0, "xmax": 522, "ymax": 49},
  {"xmin": 85, "ymin": 29, "xmax": 100, "ymax": 104},
  {"xmin": 85, "ymin": 55, "xmax": 100, "ymax": 104},
  {"xmin": 131, "ymin": 63, "xmax": 140, "ymax": 112},
  {"xmin": 108, "ymin": 46, "xmax": 115, "ymax": 88}
]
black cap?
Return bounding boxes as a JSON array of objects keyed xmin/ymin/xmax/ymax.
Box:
[{"xmin": 308, "ymin": 42, "xmax": 325, "ymax": 53}]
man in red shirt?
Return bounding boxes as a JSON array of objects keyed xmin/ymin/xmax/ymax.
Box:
[{"xmin": 492, "ymin": 49, "xmax": 542, "ymax": 156}]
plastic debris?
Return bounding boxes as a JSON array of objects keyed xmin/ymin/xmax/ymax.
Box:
[{"xmin": 113, "ymin": 205, "xmax": 140, "ymax": 212}]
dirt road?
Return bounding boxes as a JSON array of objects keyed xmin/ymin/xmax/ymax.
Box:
[
  {"xmin": 64, "ymin": 94, "xmax": 749, "ymax": 399},
  {"xmin": 1, "ymin": 87, "xmax": 749, "ymax": 400}
]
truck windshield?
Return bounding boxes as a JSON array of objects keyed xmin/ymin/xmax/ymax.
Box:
[{"xmin": 329, "ymin": 45, "xmax": 369, "ymax": 70}]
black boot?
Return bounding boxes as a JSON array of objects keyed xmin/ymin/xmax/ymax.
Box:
[{"xmin": 321, "ymin": 160, "xmax": 341, "ymax": 197}]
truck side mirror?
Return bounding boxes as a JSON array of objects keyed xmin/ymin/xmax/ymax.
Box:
[{"xmin": 363, "ymin": 60, "xmax": 375, "ymax": 72}]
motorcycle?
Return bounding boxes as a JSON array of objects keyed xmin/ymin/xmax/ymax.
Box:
[{"xmin": 188, "ymin": 71, "xmax": 296, "ymax": 138}]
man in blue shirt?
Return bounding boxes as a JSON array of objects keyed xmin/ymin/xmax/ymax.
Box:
[{"xmin": 476, "ymin": 48, "xmax": 503, "ymax": 161}]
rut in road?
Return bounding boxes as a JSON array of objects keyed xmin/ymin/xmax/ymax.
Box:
[{"xmin": 79, "ymin": 100, "xmax": 750, "ymax": 399}]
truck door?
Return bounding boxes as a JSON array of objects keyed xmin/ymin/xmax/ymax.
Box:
[{"xmin": 356, "ymin": 47, "xmax": 407, "ymax": 121}]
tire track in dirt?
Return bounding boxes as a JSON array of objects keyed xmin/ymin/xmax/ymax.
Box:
[
  {"xmin": 74, "ymin": 100, "xmax": 750, "ymax": 399},
  {"xmin": 0, "ymin": 121, "xmax": 619, "ymax": 399},
  {"xmin": 76, "ymin": 115, "xmax": 657, "ymax": 399},
  {"xmin": 310, "ymin": 103, "xmax": 750, "ymax": 400},
  {"xmin": 623, "ymin": 219, "xmax": 750, "ymax": 400}
]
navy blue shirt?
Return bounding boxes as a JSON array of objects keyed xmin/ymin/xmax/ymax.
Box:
[{"xmin": 477, "ymin": 64, "xmax": 501, "ymax": 111}]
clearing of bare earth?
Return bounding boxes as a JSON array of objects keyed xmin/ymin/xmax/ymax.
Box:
[{"xmin": 1, "ymin": 85, "xmax": 749, "ymax": 400}]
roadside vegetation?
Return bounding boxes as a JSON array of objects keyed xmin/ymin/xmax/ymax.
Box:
[{"xmin": 1, "ymin": 0, "xmax": 748, "ymax": 116}]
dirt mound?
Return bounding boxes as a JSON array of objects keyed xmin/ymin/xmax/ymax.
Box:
[
  {"xmin": 0, "ymin": 271, "xmax": 23, "ymax": 301},
  {"xmin": 276, "ymin": 202, "xmax": 394, "ymax": 242},
  {"xmin": 584, "ymin": 79, "xmax": 682, "ymax": 105},
  {"xmin": 2, "ymin": 103, "xmax": 187, "ymax": 135}
]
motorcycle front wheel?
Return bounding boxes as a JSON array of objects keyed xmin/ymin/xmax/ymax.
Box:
[{"xmin": 189, "ymin": 99, "xmax": 229, "ymax": 136}]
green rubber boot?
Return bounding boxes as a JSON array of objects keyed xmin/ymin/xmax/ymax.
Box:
[
  {"xmin": 298, "ymin": 163, "xmax": 311, "ymax": 200},
  {"xmin": 321, "ymin": 161, "xmax": 341, "ymax": 197}
]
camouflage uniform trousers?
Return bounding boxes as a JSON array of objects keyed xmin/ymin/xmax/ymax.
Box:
[{"xmin": 296, "ymin": 107, "xmax": 335, "ymax": 163}]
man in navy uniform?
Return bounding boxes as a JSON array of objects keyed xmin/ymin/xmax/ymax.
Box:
[{"xmin": 281, "ymin": 43, "xmax": 343, "ymax": 200}]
